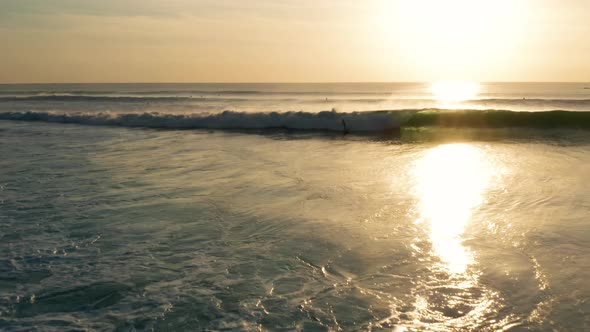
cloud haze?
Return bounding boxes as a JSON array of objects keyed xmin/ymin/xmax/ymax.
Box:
[{"xmin": 1, "ymin": 0, "xmax": 589, "ymax": 83}]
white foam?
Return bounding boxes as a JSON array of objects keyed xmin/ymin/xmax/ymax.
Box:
[{"xmin": 0, "ymin": 110, "xmax": 401, "ymax": 132}]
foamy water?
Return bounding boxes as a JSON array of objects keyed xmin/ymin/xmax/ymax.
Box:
[{"xmin": 1, "ymin": 83, "xmax": 590, "ymax": 331}]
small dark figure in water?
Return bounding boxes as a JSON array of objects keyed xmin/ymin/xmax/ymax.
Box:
[{"xmin": 341, "ymin": 119, "xmax": 349, "ymax": 135}]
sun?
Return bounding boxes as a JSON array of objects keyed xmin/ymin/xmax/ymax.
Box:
[
  {"xmin": 431, "ymin": 81, "xmax": 480, "ymax": 102},
  {"xmin": 377, "ymin": 0, "xmax": 527, "ymax": 80}
]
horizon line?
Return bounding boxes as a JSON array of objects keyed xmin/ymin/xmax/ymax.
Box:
[{"xmin": 1, "ymin": 81, "xmax": 589, "ymax": 85}]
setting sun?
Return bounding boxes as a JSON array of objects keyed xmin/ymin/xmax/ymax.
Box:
[{"xmin": 382, "ymin": 0, "xmax": 528, "ymax": 80}]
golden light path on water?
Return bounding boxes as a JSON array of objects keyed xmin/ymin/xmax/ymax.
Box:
[
  {"xmin": 413, "ymin": 143, "xmax": 491, "ymax": 274},
  {"xmin": 403, "ymin": 143, "xmax": 510, "ymax": 330}
]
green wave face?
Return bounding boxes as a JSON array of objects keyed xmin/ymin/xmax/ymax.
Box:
[{"xmin": 399, "ymin": 109, "xmax": 590, "ymax": 129}]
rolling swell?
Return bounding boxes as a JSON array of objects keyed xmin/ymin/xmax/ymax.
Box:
[
  {"xmin": 1, "ymin": 109, "xmax": 590, "ymax": 132},
  {"xmin": 0, "ymin": 95, "xmax": 193, "ymax": 103},
  {"xmin": 405, "ymin": 109, "xmax": 590, "ymax": 128},
  {"xmin": 0, "ymin": 110, "xmax": 400, "ymax": 132}
]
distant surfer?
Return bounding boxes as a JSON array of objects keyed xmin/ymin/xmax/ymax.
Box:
[{"xmin": 341, "ymin": 119, "xmax": 349, "ymax": 135}]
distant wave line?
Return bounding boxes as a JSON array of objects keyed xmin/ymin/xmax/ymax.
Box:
[
  {"xmin": 2, "ymin": 94, "xmax": 590, "ymax": 106},
  {"xmin": 0, "ymin": 90, "xmax": 393, "ymax": 97}
]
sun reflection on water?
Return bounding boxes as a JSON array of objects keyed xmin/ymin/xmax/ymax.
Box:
[
  {"xmin": 401, "ymin": 143, "xmax": 504, "ymax": 329},
  {"xmin": 413, "ymin": 143, "xmax": 492, "ymax": 274},
  {"xmin": 430, "ymin": 81, "xmax": 480, "ymax": 109},
  {"xmin": 431, "ymin": 81, "xmax": 480, "ymax": 102}
]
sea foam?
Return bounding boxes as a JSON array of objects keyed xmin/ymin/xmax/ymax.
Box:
[
  {"xmin": 0, "ymin": 110, "xmax": 401, "ymax": 132},
  {"xmin": 2, "ymin": 109, "xmax": 590, "ymax": 132}
]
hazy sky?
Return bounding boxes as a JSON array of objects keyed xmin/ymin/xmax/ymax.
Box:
[{"xmin": 1, "ymin": 0, "xmax": 589, "ymax": 83}]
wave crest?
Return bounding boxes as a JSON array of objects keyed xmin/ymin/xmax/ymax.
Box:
[
  {"xmin": 0, "ymin": 110, "xmax": 400, "ymax": 132},
  {"xmin": 2, "ymin": 109, "xmax": 590, "ymax": 132}
]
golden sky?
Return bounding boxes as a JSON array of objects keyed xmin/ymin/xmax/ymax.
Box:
[{"xmin": 1, "ymin": 0, "xmax": 589, "ymax": 83}]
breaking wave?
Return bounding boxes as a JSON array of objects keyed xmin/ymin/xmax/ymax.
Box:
[
  {"xmin": 2, "ymin": 109, "xmax": 590, "ymax": 132},
  {"xmin": 0, "ymin": 110, "xmax": 400, "ymax": 132}
]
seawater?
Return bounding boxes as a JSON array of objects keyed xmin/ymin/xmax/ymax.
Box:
[
  {"xmin": 1, "ymin": 82, "xmax": 590, "ymax": 114},
  {"xmin": 1, "ymin": 83, "xmax": 590, "ymax": 331}
]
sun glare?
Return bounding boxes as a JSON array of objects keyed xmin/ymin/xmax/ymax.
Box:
[
  {"xmin": 380, "ymin": 0, "xmax": 526, "ymax": 79},
  {"xmin": 412, "ymin": 144, "xmax": 492, "ymax": 274},
  {"xmin": 431, "ymin": 81, "xmax": 480, "ymax": 102}
]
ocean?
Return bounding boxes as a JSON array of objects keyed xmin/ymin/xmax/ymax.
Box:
[{"xmin": 1, "ymin": 83, "xmax": 590, "ymax": 331}]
